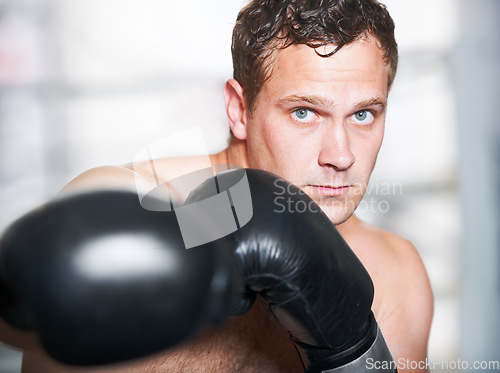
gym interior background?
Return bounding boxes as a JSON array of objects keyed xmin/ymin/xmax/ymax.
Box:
[{"xmin": 0, "ymin": 0, "xmax": 498, "ymax": 372}]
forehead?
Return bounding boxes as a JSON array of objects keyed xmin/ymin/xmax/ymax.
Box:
[{"xmin": 262, "ymin": 35, "xmax": 389, "ymax": 99}]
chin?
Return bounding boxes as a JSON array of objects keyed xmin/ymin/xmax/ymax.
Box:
[{"xmin": 317, "ymin": 203, "xmax": 355, "ymax": 226}]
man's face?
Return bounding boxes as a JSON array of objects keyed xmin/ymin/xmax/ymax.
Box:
[{"xmin": 244, "ymin": 36, "xmax": 389, "ymax": 224}]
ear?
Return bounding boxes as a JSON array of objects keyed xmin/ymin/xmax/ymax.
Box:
[{"xmin": 224, "ymin": 79, "xmax": 248, "ymax": 140}]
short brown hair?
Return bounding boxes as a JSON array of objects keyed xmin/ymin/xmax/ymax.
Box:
[{"xmin": 231, "ymin": 0, "xmax": 398, "ymax": 113}]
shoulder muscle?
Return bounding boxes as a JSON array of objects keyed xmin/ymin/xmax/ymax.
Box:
[{"xmin": 60, "ymin": 166, "xmax": 147, "ymax": 195}]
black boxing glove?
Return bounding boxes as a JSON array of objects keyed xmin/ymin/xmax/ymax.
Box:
[
  {"xmin": 1, "ymin": 167, "xmax": 396, "ymax": 372},
  {"xmin": 185, "ymin": 168, "xmax": 396, "ymax": 373},
  {"xmin": 0, "ymin": 190, "xmax": 234, "ymax": 366}
]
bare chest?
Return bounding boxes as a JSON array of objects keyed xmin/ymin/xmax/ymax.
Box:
[
  {"xmin": 150, "ymin": 302, "xmax": 304, "ymax": 372},
  {"xmin": 23, "ymin": 302, "xmax": 304, "ymax": 373}
]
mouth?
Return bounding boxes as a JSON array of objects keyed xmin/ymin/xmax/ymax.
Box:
[{"xmin": 304, "ymin": 184, "xmax": 352, "ymax": 197}]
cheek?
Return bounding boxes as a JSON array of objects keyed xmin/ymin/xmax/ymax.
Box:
[
  {"xmin": 249, "ymin": 113, "xmax": 293, "ymax": 158},
  {"xmin": 246, "ymin": 115, "xmax": 285, "ymax": 169},
  {"xmin": 370, "ymin": 128, "xmax": 385, "ymax": 156},
  {"xmin": 247, "ymin": 119, "xmax": 309, "ymax": 184},
  {"xmin": 352, "ymin": 126, "xmax": 385, "ymax": 171}
]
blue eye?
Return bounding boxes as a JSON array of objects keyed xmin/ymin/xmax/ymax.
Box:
[
  {"xmin": 352, "ymin": 110, "xmax": 374, "ymax": 125},
  {"xmin": 355, "ymin": 111, "xmax": 367, "ymax": 121},
  {"xmin": 292, "ymin": 108, "xmax": 315, "ymax": 123},
  {"xmin": 296, "ymin": 109, "xmax": 309, "ymax": 119}
]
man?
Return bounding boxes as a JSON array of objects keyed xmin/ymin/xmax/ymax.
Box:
[{"xmin": 1, "ymin": 0, "xmax": 433, "ymax": 371}]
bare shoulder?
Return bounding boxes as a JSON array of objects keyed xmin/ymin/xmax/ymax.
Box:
[
  {"xmin": 371, "ymin": 224, "xmax": 433, "ymax": 324},
  {"xmin": 339, "ymin": 216, "xmax": 434, "ymax": 368},
  {"xmin": 340, "ymin": 216, "xmax": 430, "ymax": 281},
  {"xmin": 60, "ymin": 153, "xmax": 219, "ymax": 196},
  {"xmin": 60, "ymin": 166, "xmax": 140, "ymax": 194},
  {"xmin": 58, "ymin": 142, "xmax": 234, "ymax": 197},
  {"xmin": 127, "ymin": 154, "xmax": 216, "ymax": 183}
]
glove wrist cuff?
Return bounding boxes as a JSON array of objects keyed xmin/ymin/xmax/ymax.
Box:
[{"xmin": 305, "ymin": 322, "xmax": 396, "ymax": 373}]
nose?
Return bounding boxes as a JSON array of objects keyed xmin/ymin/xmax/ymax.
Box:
[{"xmin": 317, "ymin": 122, "xmax": 355, "ymax": 171}]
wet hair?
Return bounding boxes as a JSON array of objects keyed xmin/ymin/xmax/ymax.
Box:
[{"xmin": 231, "ymin": 0, "xmax": 398, "ymax": 113}]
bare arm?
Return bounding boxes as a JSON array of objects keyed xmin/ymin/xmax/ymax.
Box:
[{"xmin": 380, "ymin": 239, "xmax": 434, "ymax": 373}]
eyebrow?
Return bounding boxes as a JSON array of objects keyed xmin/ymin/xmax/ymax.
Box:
[
  {"xmin": 353, "ymin": 97, "xmax": 387, "ymax": 111},
  {"xmin": 277, "ymin": 95, "xmax": 387, "ymax": 111},
  {"xmin": 277, "ymin": 95, "xmax": 332, "ymax": 108}
]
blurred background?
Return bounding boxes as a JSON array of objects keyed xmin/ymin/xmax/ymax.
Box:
[{"xmin": 0, "ymin": 0, "xmax": 498, "ymax": 372}]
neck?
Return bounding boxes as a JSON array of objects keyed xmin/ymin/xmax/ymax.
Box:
[
  {"xmin": 335, "ymin": 214, "xmax": 362, "ymax": 235},
  {"xmin": 211, "ymin": 137, "xmax": 249, "ymax": 169}
]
